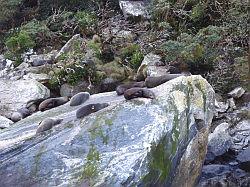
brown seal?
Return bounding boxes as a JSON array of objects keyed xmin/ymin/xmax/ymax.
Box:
[
  {"xmin": 36, "ymin": 118, "xmax": 63, "ymax": 134},
  {"xmin": 124, "ymin": 88, "xmax": 155, "ymax": 100},
  {"xmin": 38, "ymin": 97, "xmax": 69, "ymax": 111},
  {"xmin": 11, "ymin": 107, "xmax": 31, "ymax": 122},
  {"xmin": 76, "ymin": 103, "xmax": 109, "ymax": 118},
  {"xmin": 145, "ymin": 74, "xmax": 184, "ymax": 88},
  {"xmin": 116, "ymin": 81, "xmax": 145, "ymax": 95},
  {"xmin": 70, "ymin": 92, "xmax": 90, "ymax": 106}
]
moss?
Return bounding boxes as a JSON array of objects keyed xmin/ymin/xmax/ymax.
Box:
[
  {"xmin": 105, "ymin": 119, "xmax": 113, "ymax": 126},
  {"xmin": 33, "ymin": 144, "xmax": 46, "ymax": 177},
  {"xmin": 80, "ymin": 145, "xmax": 100, "ymax": 181},
  {"xmin": 195, "ymin": 81, "xmax": 207, "ymax": 112},
  {"xmin": 142, "ymin": 98, "xmax": 181, "ymax": 185}
]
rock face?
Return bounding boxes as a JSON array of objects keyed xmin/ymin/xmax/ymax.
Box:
[
  {"xmin": 0, "ymin": 116, "xmax": 13, "ymax": 129},
  {"xmin": 137, "ymin": 53, "xmax": 167, "ymax": 80},
  {"xmin": 119, "ymin": 0, "xmax": 150, "ymax": 19},
  {"xmin": 199, "ymin": 92, "xmax": 250, "ymax": 187},
  {"xmin": 55, "ymin": 34, "xmax": 82, "ymax": 60},
  {"xmin": 0, "ymin": 79, "xmax": 50, "ymax": 117},
  {"xmin": 0, "ymin": 75, "xmax": 214, "ymax": 186},
  {"xmin": 228, "ymin": 87, "xmax": 245, "ymax": 99},
  {"xmin": 28, "ymin": 51, "xmax": 57, "ymax": 67}
]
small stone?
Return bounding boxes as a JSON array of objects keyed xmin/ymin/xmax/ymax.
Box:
[
  {"xmin": 229, "ymin": 161, "xmax": 238, "ymax": 166},
  {"xmin": 100, "ymin": 78, "xmax": 120, "ymax": 92},
  {"xmin": 60, "ymin": 82, "xmax": 93, "ymax": 97},
  {"xmin": 137, "ymin": 53, "xmax": 167, "ymax": 80},
  {"xmin": 227, "ymin": 98, "xmax": 236, "ymax": 111},
  {"xmin": 215, "ymin": 100, "xmax": 229, "ymax": 113},
  {"xmin": 228, "ymin": 87, "xmax": 245, "ymax": 99}
]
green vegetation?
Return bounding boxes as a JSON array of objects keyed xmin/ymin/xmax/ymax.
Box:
[
  {"xmin": 0, "ymin": 0, "xmax": 22, "ymax": 23},
  {"xmin": 48, "ymin": 41, "xmax": 99, "ymax": 88},
  {"xmin": 120, "ymin": 44, "xmax": 144, "ymax": 70},
  {"xmin": 87, "ymin": 40, "xmax": 102, "ymax": 59},
  {"xmin": 0, "ymin": 0, "xmax": 248, "ymax": 95},
  {"xmin": 75, "ymin": 11, "xmax": 97, "ymax": 36},
  {"xmin": 21, "ymin": 19, "xmax": 52, "ymax": 49},
  {"xmin": 80, "ymin": 145, "xmax": 100, "ymax": 179},
  {"xmin": 5, "ymin": 31, "xmax": 35, "ymax": 66}
]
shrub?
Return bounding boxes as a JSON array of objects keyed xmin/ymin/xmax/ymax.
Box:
[
  {"xmin": 130, "ymin": 51, "xmax": 144, "ymax": 70},
  {"xmin": 87, "ymin": 40, "xmax": 102, "ymax": 59},
  {"xmin": 5, "ymin": 31, "xmax": 35, "ymax": 66},
  {"xmin": 21, "ymin": 19, "xmax": 52, "ymax": 49},
  {"xmin": 49, "ymin": 41, "xmax": 99, "ymax": 87},
  {"xmin": 46, "ymin": 10, "xmax": 75, "ymax": 41},
  {"xmin": 74, "ymin": 11, "xmax": 97, "ymax": 36},
  {"xmin": 161, "ymin": 26, "xmax": 226, "ymax": 74},
  {"xmin": 0, "ymin": 0, "xmax": 22, "ymax": 23},
  {"xmin": 120, "ymin": 44, "xmax": 143, "ymax": 70}
]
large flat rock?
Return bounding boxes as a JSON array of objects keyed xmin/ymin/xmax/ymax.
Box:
[{"xmin": 0, "ymin": 75, "xmax": 214, "ymax": 187}]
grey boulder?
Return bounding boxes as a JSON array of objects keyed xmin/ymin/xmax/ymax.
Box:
[
  {"xmin": 228, "ymin": 87, "xmax": 246, "ymax": 99},
  {"xmin": 0, "ymin": 79, "xmax": 50, "ymax": 117},
  {"xmin": 0, "ymin": 116, "xmax": 13, "ymax": 129},
  {"xmin": 0, "ymin": 75, "xmax": 214, "ymax": 187}
]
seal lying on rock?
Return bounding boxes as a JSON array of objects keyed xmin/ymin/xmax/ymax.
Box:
[
  {"xmin": 36, "ymin": 118, "xmax": 63, "ymax": 134},
  {"xmin": 124, "ymin": 88, "xmax": 155, "ymax": 100},
  {"xmin": 70, "ymin": 92, "xmax": 90, "ymax": 106},
  {"xmin": 145, "ymin": 74, "xmax": 184, "ymax": 88},
  {"xmin": 76, "ymin": 103, "xmax": 109, "ymax": 118},
  {"xmin": 11, "ymin": 107, "xmax": 31, "ymax": 122},
  {"xmin": 116, "ymin": 81, "xmax": 145, "ymax": 95},
  {"xmin": 38, "ymin": 97, "xmax": 69, "ymax": 111}
]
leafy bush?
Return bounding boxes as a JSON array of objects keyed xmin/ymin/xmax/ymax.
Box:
[
  {"xmin": 161, "ymin": 25, "xmax": 227, "ymax": 74},
  {"xmin": 120, "ymin": 44, "xmax": 144, "ymax": 70},
  {"xmin": 5, "ymin": 31, "xmax": 35, "ymax": 66},
  {"xmin": 87, "ymin": 40, "xmax": 102, "ymax": 59},
  {"xmin": 130, "ymin": 51, "xmax": 144, "ymax": 70},
  {"xmin": 74, "ymin": 11, "xmax": 97, "ymax": 36},
  {"xmin": 21, "ymin": 19, "xmax": 52, "ymax": 49},
  {"xmin": 0, "ymin": 0, "xmax": 22, "ymax": 23},
  {"xmin": 49, "ymin": 41, "xmax": 99, "ymax": 87}
]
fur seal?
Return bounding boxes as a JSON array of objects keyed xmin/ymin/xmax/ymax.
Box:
[
  {"xmin": 36, "ymin": 118, "xmax": 63, "ymax": 134},
  {"xmin": 39, "ymin": 97, "xmax": 69, "ymax": 111},
  {"xmin": 124, "ymin": 88, "xmax": 155, "ymax": 100},
  {"xmin": 11, "ymin": 112, "xmax": 23, "ymax": 122},
  {"xmin": 11, "ymin": 107, "xmax": 31, "ymax": 122},
  {"xmin": 145, "ymin": 74, "xmax": 184, "ymax": 88},
  {"xmin": 116, "ymin": 81, "xmax": 145, "ymax": 95},
  {"xmin": 76, "ymin": 103, "xmax": 109, "ymax": 118},
  {"xmin": 70, "ymin": 92, "xmax": 90, "ymax": 106}
]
